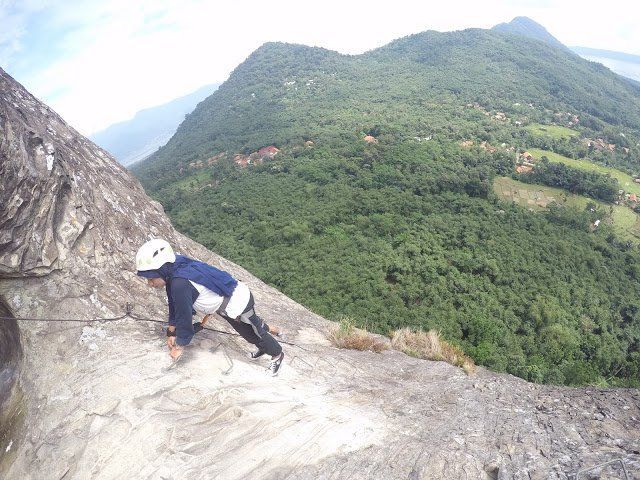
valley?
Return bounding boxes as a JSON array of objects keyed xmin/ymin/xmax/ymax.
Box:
[{"xmin": 132, "ymin": 22, "xmax": 640, "ymax": 387}]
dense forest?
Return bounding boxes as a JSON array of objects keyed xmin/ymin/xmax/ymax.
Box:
[{"xmin": 133, "ymin": 25, "xmax": 640, "ymax": 387}]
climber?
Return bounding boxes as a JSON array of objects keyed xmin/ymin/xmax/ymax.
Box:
[{"xmin": 135, "ymin": 239, "xmax": 284, "ymax": 376}]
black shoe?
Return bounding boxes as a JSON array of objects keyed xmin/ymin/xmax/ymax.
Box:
[
  {"xmin": 267, "ymin": 352, "xmax": 284, "ymax": 376},
  {"xmin": 249, "ymin": 349, "xmax": 266, "ymax": 360}
]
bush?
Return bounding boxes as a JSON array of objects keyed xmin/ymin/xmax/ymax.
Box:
[
  {"xmin": 391, "ymin": 328, "xmax": 476, "ymax": 375},
  {"xmin": 328, "ymin": 317, "xmax": 389, "ymax": 353}
]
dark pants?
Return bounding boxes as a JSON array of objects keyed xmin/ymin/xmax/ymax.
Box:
[{"xmin": 221, "ymin": 294, "xmax": 282, "ymax": 357}]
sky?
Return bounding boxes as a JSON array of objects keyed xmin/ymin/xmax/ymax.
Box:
[{"xmin": 1, "ymin": 0, "xmax": 639, "ymax": 136}]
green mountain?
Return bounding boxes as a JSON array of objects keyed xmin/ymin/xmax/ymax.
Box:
[
  {"xmin": 136, "ymin": 28, "xmax": 640, "ymax": 188},
  {"xmin": 491, "ymin": 16, "xmax": 568, "ymax": 51},
  {"xmin": 133, "ymin": 27, "xmax": 640, "ymax": 387}
]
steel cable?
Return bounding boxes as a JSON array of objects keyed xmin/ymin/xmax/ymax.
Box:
[{"xmin": 0, "ymin": 303, "xmax": 307, "ymax": 349}]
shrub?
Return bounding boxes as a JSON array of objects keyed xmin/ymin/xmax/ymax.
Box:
[
  {"xmin": 328, "ymin": 317, "xmax": 389, "ymax": 353},
  {"xmin": 391, "ymin": 328, "xmax": 476, "ymax": 375}
]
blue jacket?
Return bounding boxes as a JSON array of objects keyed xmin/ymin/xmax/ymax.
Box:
[
  {"xmin": 171, "ymin": 255, "xmax": 237, "ymax": 297},
  {"xmin": 146, "ymin": 255, "xmax": 238, "ymax": 346}
]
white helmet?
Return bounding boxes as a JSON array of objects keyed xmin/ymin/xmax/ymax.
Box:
[{"xmin": 136, "ymin": 239, "xmax": 176, "ymax": 271}]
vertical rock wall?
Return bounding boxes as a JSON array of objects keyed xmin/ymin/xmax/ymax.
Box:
[{"xmin": 0, "ymin": 299, "xmax": 22, "ymax": 472}]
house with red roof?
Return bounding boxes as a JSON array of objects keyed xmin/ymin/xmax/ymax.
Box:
[{"xmin": 257, "ymin": 146, "xmax": 280, "ymax": 158}]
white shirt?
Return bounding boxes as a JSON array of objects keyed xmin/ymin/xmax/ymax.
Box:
[{"xmin": 190, "ymin": 280, "xmax": 251, "ymax": 319}]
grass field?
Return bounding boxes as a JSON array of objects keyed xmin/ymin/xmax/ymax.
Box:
[
  {"xmin": 493, "ymin": 176, "xmax": 640, "ymax": 242},
  {"xmin": 493, "ymin": 176, "xmax": 599, "ymax": 211},
  {"xmin": 525, "ymin": 124, "xmax": 579, "ymax": 139},
  {"xmin": 611, "ymin": 205, "xmax": 640, "ymax": 241},
  {"xmin": 527, "ymin": 148, "xmax": 640, "ymax": 196}
]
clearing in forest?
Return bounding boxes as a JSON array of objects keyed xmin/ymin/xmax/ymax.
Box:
[
  {"xmin": 527, "ymin": 149, "xmax": 640, "ymax": 196},
  {"xmin": 493, "ymin": 176, "xmax": 640, "ymax": 242},
  {"xmin": 524, "ymin": 123, "xmax": 579, "ymax": 139}
]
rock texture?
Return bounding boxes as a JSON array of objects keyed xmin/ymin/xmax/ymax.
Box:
[
  {"xmin": 0, "ymin": 299, "xmax": 21, "ymax": 467},
  {"xmin": 0, "ymin": 67, "xmax": 639, "ymax": 479}
]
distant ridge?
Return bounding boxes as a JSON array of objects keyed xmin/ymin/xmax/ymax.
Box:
[
  {"xmin": 571, "ymin": 46, "xmax": 640, "ymax": 84},
  {"xmin": 90, "ymin": 83, "xmax": 218, "ymax": 166},
  {"xmin": 492, "ymin": 16, "xmax": 568, "ymax": 51},
  {"xmin": 571, "ymin": 46, "xmax": 640, "ymax": 64}
]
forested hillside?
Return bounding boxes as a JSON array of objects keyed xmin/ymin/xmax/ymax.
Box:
[
  {"xmin": 136, "ymin": 28, "xmax": 640, "ymax": 187},
  {"xmin": 133, "ymin": 26, "xmax": 640, "ymax": 387}
]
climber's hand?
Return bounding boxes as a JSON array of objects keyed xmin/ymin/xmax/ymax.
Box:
[{"xmin": 169, "ymin": 345, "xmax": 183, "ymax": 360}]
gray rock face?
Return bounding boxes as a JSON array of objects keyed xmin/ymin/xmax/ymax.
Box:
[
  {"xmin": 0, "ymin": 299, "xmax": 21, "ymax": 469},
  {"xmin": 0, "ymin": 67, "xmax": 639, "ymax": 479}
]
